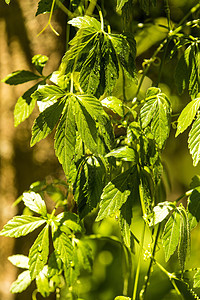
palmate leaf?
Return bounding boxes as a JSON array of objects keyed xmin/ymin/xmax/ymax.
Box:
[
  {"xmin": 140, "ymin": 87, "xmax": 171, "ymax": 149},
  {"xmin": 31, "ymin": 100, "xmax": 65, "ymax": 146},
  {"xmin": 176, "ymin": 97, "xmax": 200, "ymax": 137},
  {"xmin": 96, "ymin": 166, "xmax": 138, "ymax": 221},
  {"xmin": 10, "ymin": 270, "xmax": 32, "ymax": 293},
  {"xmin": 0, "ymin": 216, "xmax": 46, "ymax": 238},
  {"xmin": 22, "ymin": 191, "xmax": 47, "ymax": 216},
  {"xmin": 29, "ymin": 224, "xmax": 49, "ymax": 279},
  {"xmin": 162, "ymin": 209, "xmax": 181, "ymax": 262},
  {"xmin": 61, "ymin": 16, "xmax": 137, "ymax": 97},
  {"xmin": 188, "ymin": 114, "xmax": 200, "ymax": 166}
]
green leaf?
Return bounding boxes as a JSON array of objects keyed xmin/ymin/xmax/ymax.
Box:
[
  {"xmin": 2, "ymin": 70, "xmax": 40, "ymax": 85},
  {"xmin": 139, "ymin": 168, "xmax": 154, "ymax": 219},
  {"xmin": 74, "ymin": 156, "xmax": 106, "ymax": 219},
  {"xmin": 8, "ymin": 255, "xmax": 29, "ymax": 269},
  {"xmin": 149, "ymin": 201, "xmax": 176, "ymax": 227},
  {"xmin": 188, "ymin": 187, "xmax": 200, "ymax": 222},
  {"xmin": 5, "ymin": 0, "xmax": 11, "ymax": 4},
  {"xmin": 36, "ymin": 0, "xmax": 65, "ymax": 16},
  {"xmin": 194, "ymin": 269, "xmax": 200, "ymax": 288},
  {"xmin": 68, "ymin": 16, "xmax": 101, "ymax": 31},
  {"xmin": 176, "ymin": 97, "xmax": 200, "ymax": 137},
  {"xmin": 10, "ymin": 270, "xmax": 32, "ymax": 293},
  {"xmin": 36, "ymin": 266, "xmax": 51, "ymax": 297},
  {"xmin": 32, "ymin": 54, "xmax": 48, "ymax": 74},
  {"xmin": 177, "ymin": 206, "xmax": 190, "ymax": 271},
  {"xmin": 32, "ymin": 84, "xmax": 66, "ymax": 104},
  {"xmin": 106, "ymin": 146, "xmax": 137, "ymax": 162},
  {"xmin": 172, "ymin": 278, "xmax": 200, "ymax": 300},
  {"xmin": 162, "ymin": 209, "xmax": 181, "ymax": 262},
  {"xmin": 74, "ymin": 98, "xmax": 97, "ymax": 153},
  {"xmin": 54, "ymin": 97, "xmax": 76, "ymax": 175},
  {"xmin": 175, "ymin": 43, "xmax": 200, "ymax": 97},
  {"xmin": 14, "ymin": 82, "xmax": 43, "ymax": 127},
  {"xmin": 55, "ymin": 212, "xmax": 82, "ymax": 233},
  {"xmin": 188, "ymin": 114, "xmax": 200, "ymax": 166},
  {"xmin": 29, "ymin": 224, "xmax": 49, "ymax": 279},
  {"xmin": 31, "ymin": 100, "xmax": 65, "ymax": 146},
  {"xmin": 120, "ymin": 193, "xmax": 136, "ymax": 249},
  {"xmin": 115, "ymin": 297, "xmax": 131, "ymax": 300},
  {"xmin": 101, "ymin": 96, "xmax": 124, "ymax": 117},
  {"xmin": 116, "ymin": 0, "xmax": 129, "ymax": 11},
  {"xmin": 96, "ymin": 167, "xmax": 137, "ymax": 221},
  {"xmin": 0, "ymin": 216, "xmax": 46, "ymax": 238},
  {"xmin": 22, "ymin": 191, "xmax": 47, "ymax": 216},
  {"xmin": 140, "ymin": 87, "xmax": 171, "ymax": 148},
  {"xmin": 75, "ymin": 240, "xmax": 93, "ymax": 272},
  {"xmin": 52, "ymin": 229, "xmax": 73, "ymax": 265}
]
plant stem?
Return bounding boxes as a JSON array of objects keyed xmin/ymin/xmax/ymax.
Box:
[
  {"xmin": 132, "ymin": 222, "xmax": 146, "ymax": 300},
  {"xmin": 37, "ymin": 0, "xmax": 59, "ymax": 36},
  {"xmin": 164, "ymin": 0, "xmax": 172, "ymax": 31},
  {"xmin": 86, "ymin": 0, "xmax": 97, "ymax": 16},
  {"xmin": 99, "ymin": 10, "xmax": 104, "ymax": 31},
  {"xmin": 140, "ymin": 224, "xmax": 161, "ymax": 300}
]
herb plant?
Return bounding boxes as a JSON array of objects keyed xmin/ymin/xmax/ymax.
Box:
[{"xmin": 1, "ymin": 0, "xmax": 200, "ymax": 299}]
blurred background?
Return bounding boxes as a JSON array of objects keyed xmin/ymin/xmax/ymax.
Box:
[{"xmin": 0, "ymin": 0, "xmax": 200, "ymax": 299}]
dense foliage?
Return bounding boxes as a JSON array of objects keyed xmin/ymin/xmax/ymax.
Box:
[{"xmin": 1, "ymin": 0, "xmax": 200, "ymax": 299}]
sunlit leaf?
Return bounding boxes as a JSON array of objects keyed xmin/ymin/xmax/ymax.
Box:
[
  {"xmin": 188, "ymin": 114, "xmax": 200, "ymax": 166},
  {"xmin": 8, "ymin": 255, "xmax": 29, "ymax": 269},
  {"xmin": 0, "ymin": 216, "xmax": 46, "ymax": 238},
  {"xmin": 29, "ymin": 225, "xmax": 49, "ymax": 279},
  {"xmin": 22, "ymin": 191, "xmax": 47, "ymax": 216},
  {"xmin": 10, "ymin": 270, "xmax": 32, "ymax": 293}
]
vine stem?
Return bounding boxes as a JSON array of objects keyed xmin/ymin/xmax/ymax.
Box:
[
  {"xmin": 140, "ymin": 224, "xmax": 161, "ymax": 300},
  {"xmin": 132, "ymin": 222, "xmax": 146, "ymax": 300},
  {"xmin": 136, "ymin": 2, "xmax": 200, "ymax": 98},
  {"xmin": 37, "ymin": 0, "xmax": 59, "ymax": 36}
]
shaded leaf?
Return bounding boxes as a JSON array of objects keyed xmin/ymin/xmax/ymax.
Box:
[
  {"xmin": 36, "ymin": 0, "xmax": 65, "ymax": 16},
  {"xmin": 29, "ymin": 225, "xmax": 49, "ymax": 279},
  {"xmin": 139, "ymin": 0, "xmax": 157, "ymax": 14},
  {"xmin": 31, "ymin": 100, "xmax": 65, "ymax": 146},
  {"xmin": 101, "ymin": 96, "xmax": 124, "ymax": 117},
  {"xmin": 22, "ymin": 191, "xmax": 47, "ymax": 216},
  {"xmin": 96, "ymin": 166, "xmax": 137, "ymax": 221},
  {"xmin": 2, "ymin": 70, "xmax": 40, "ymax": 85},
  {"xmin": 10, "ymin": 270, "xmax": 32, "ymax": 293},
  {"xmin": 177, "ymin": 206, "xmax": 190, "ymax": 271},
  {"xmin": 116, "ymin": 0, "xmax": 129, "ymax": 11},
  {"xmin": 0, "ymin": 216, "xmax": 46, "ymax": 238},
  {"xmin": 172, "ymin": 277, "xmax": 200, "ymax": 300},
  {"xmin": 188, "ymin": 187, "xmax": 200, "ymax": 222},
  {"xmin": 14, "ymin": 82, "xmax": 44, "ymax": 127}
]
